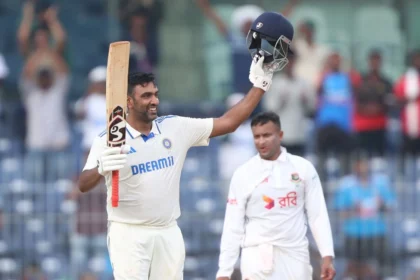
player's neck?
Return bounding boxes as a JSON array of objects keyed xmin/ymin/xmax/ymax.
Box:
[
  {"xmin": 127, "ymin": 115, "xmax": 153, "ymax": 135},
  {"xmin": 264, "ymin": 149, "xmax": 282, "ymax": 161}
]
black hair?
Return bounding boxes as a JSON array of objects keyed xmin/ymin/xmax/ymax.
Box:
[
  {"xmin": 127, "ymin": 72, "xmax": 155, "ymax": 96},
  {"xmin": 251, "ymin": 111, "xmax": 281, "ymax": 130}
]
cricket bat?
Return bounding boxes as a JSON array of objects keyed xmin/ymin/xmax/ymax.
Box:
[{"xmin": 106, "ymin": 41, "xmax": 130, "ymax": 207}]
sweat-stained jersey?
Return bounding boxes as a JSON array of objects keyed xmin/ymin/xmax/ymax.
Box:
[
  {"xmin": 83, "ymin": 115, "xmax": 213, "ymax": 226},
  {"xmin": 216, "ymin": 147, "xmax": 335, "ymax": 278}
]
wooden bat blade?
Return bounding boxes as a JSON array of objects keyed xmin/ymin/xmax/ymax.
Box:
[
  {"xmin": 106, "ymin": 41, "xmax": 130, "ymax": 147},
  {"xmin": 106, "ymin": 41, "xmax": 130, "ymax": 208}
]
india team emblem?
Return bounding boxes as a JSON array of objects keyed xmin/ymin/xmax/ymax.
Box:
[
  {"xmin": 291, "ymin": 173, "xmax": 301, "ymax": 183},
  {"xmin": 162, "ymin": 138, "xmax": 172, "ymax": 149}
]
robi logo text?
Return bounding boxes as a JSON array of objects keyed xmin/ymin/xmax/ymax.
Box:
[
  {"xmin": 262, "ymin": 192, "xmax": 298, "ymax": 210},
  {"xmin": 262, "ymin": 195, "xmax": 275, "ymax": 209}
]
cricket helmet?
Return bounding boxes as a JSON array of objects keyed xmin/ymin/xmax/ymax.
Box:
[{"xmin": 247, "ymin": 11, "xmax": 294, "ymax": 73}]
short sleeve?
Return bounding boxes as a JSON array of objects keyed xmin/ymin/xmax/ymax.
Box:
[
  {"xmin": 83, "ymin": 135, "xmax": 106, "ymax": 171},
  {"xmin": 179, "ymin": 117, "xmax": 214, "ymax": 147}
]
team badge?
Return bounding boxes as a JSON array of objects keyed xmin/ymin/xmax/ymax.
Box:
[
  {"xmin": 256, "ymin": 22, "xmax": 263, "ymax": 29},
  {"xmin": 162, "ymin": 138, "xmax": 172, "ymax": 149},
  {"xmin": 291, "ymin": 173, "xmax": 301, "ymax": 183}
]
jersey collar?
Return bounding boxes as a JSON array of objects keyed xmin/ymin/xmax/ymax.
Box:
[
  {"xmin": 258, "ymin": 146, "xmax": 289, "ymax": 163},
  {"xmin": 126, "ymin": 121, "xmax": 161, "ymax": 141},
  {"xmin": 277, "ymin": 146, "xmax": 288, "ymax": 162}
]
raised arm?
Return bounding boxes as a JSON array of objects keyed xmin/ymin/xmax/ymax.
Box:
[
  {"xmin": 23, "ymin": 50, "xmax": 68, "ymax": 80},
  {"xmin": 22, "ymin": 51, "xmax": 44, "ymax": 80},
  {"xmin": 210, "ymin": 56, "xmax": 271, "ymax": 137},
  {"xmin": 44, "ymin": 6, "xmax": 67, "ymax": 55},
  {"xmin": 17, "ymin": 1, "xmax": 35, "ymax": 57},
  {"xmin": 195, "ymin": 0, "xmax": 228, "ymax": 37}
]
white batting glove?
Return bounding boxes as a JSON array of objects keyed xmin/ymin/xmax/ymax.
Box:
[
  {"xmin": 97, "ymin": 145, "xmax": 131, "ymax": 176},
  {"xmin": 249, "ymin": 54, "xmax": 273, "ymax": 92}
]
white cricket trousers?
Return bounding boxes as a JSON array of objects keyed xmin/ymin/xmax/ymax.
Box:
[
  {"xmin": 241, "ymin": 245, "xmax": 313, "ymax": 280},
  {"xmin": 107, "ymin": 221, "xmax": 185, "ymax": 280}
]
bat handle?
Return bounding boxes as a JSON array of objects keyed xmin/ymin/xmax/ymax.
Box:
[{"xmin": 112, "ymin": 170, "xmax": 119, "ymax": 207}]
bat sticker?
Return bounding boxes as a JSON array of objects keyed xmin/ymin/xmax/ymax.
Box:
[{"xmin": 108, "ymin": 105, "xmax": 126, "ymax": 147}]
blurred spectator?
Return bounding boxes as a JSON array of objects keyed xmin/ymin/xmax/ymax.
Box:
[
  {"xmin": 74, "ymin": 66, "xmax": 107, "ymax": 158},
  {"xmin": 79, "ymin": 271, "xmax": 99, "ymax": 280},
  {"xmin": 292, "ymin": 19, "xmax": 330, "ymax": 93},
  {"xmin": 17, "ymin": 1, "xmax": 67, "ymax": 58},
  {"xmin": 196, "ymin": 0, "xmax": 298, "ymax": 111},
  {"xmin": 20, "ymin": 50, "xmax": 70, "ymax": 181},
  {"xmin": 263, "ymin": 55, "xmax": 315, "ymax": 156},
  {"xmin": 69, "ymin": 67, "xmax": 108, "ymax": 276},
  {"xmin": 125, "ymin": 9, "xmax": 155, "ymax": 74},
  {"xmin": 196, "ymin": 0, "xmax": 260, "ymax": 94},
  {"xmin": 119, "ymin": 0, "xmax": 163, "ymax": 31},
  {"xmin": 20, "ymin": 50, "xmax": 70, "ymax": 151},
  {"xmin": 407, "ymin": 270, "xmax": 420, "ymax": 280},
  {"xmin": 354, "ymin": 50, "xmax": 393, "ymax": 157},
  {"xmin": 218, "ymin": 93, "xmax": 255, "ymax": 187},
  {"xmin": 394, "ymin": 49, "xmax": 420, "ymax": 158},
  {"xmin": 334, "ymin": 154, "xmax": 396, "ymax": 279},
  {"xmin": 315, "ymin": 52, "xmax": 359, "ymax": 157},
  {"xmin": 22, "ymin": 262, "xmax": 47, "ymax": 280},
  {"xmin": 120, "ymin": 1, "xmax": 164, "ymax": 73}
]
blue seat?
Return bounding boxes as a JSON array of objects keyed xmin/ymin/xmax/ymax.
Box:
[
  {"xmin": 41, "ymin": 254, "xmax": 70, "ymax": 279},
  {"xmin": 32, "ymin": 190, "xmax": 64, "ymax": 214},
  {"xmin": 0, "ymin": 158, "xmax": 25, "ymax": 184}
]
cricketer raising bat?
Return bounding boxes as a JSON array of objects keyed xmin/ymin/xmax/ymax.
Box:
[{"xmin": 106, "ymin": 41, "xmax": 130, "ymax": 207}]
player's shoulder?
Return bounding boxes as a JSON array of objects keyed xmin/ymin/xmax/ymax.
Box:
[
  {"xmin": 155, "ymin": 115, "xmax": 179, "ymax": 124},
  {"xmin": 287, "ymin": 153, "xmax": 314, "ymax": 169},
  {"xmin": 153, "ymin": 115, "xmax": 180, "ymax": 130},
  {"xmin": 154, "ymin": 115, "xmax": 210, "ymax": 131}
]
